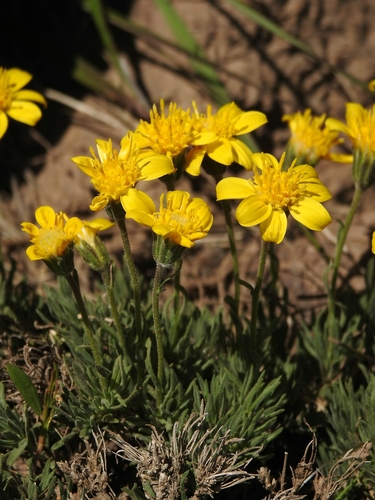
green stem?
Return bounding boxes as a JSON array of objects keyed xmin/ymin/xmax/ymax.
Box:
[
  {"xmin": 250, "ymin": 240, "xmax": 269, "ymax": 350},
  {"xmin": 115, "ymin": 214, "xmax": 143, "ymax": 342},
  {"xmin": 171, "ymin": 258, "xmax": 182, "ymax": 348},
  {"xmin": 152, "ymin": 263, "xmax": 165, "ymax": 405},
  {"xmin": 221, "ymin": 200, "xmax": 240, "ymax": 312},
  {"xmin": 102, "ymin": 264, "xmax": 126, "ymax": 351},
  {"xmin": 328, "ymin": 183, "xmax": 363, "ymax": 318},
  {"xmin": 65, "ymin": 272, "xmax": 106, "ymax": 390}
]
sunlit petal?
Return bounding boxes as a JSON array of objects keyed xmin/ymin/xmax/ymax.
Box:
[
  {"xmin": 216, "ymin": 177, "xmax": 255, "ymax": 200},
  {"xmin": 231, "ymin": 138, "xmax": 253, "ymax": 170},
  {"xmin": 236, "ymin": 197, "xmax": 271, "ymax": 226},
  {"xmin": 259, "ymin": 210, "xmax": 287, "ymax": 244},
  {"xmin": 233, "ymin": 110, "xmax": 268, "ymax": 135},
  {"xmin": 206, "ymin": 138, "xmax": 233, "ymax": 165},
  {"xmin": 7, "ymin": 101, "xmax": 42, "ymax": 125},
  {"xmin": 35, "ymin": 206, "xmax": 57, "ymax": 229},
  {"xmin": 13, "ymin": 90, "xmax": 47, "ymax": 106},
  {"xmin": 185, "ymin": 146, "xmax": 206, "ymax": 176},
  {"xmin": 121, "ymin": 188, "xmax": 156, "ymax": 214},
  {"xmin": 7, "ymin": 68, "xmax": 32, "ymax": 91},
  {"xmin": 289, "ymin": 198, "xmax": 332, "ymax": 230}
]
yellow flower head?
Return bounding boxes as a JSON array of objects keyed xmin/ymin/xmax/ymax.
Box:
[
  {"xmin": 325, "ymin": 103, "xmax": 375, "ymax": 156},
  {"xmin": 133, "ymin": 99, "xmax": 196, "ymax": 160},
  {"xmin": 368, "ymin": 80, "xmax": 375, "ymax": 92},
  {"xmin": 21, "ymin": 206, "xmax": 82, "ymax": 261},
  {"xmin": 71, "ymin": 132, "xmax": 174, "ymax": 211},
  {"xmin": 0, "ymin": 67, "xmax": 46, "ymax": 139},
  {"xmin": 216, "ymin": 153, "xmax": 332, "ymax": 244},
  {"xmin": 372, "ymin": 232, "xmax": 375, "ymax": 254},
  {"xmin": 121, "ymin": 189, "xmax": 213, "ymax": 248},
  {"xmin": 185, "ymin": 102, "xmax": 268, "ymax": 175},
  {"xmin": 282, "ymin": 109, "xmax": 351, "ymax": 165}
]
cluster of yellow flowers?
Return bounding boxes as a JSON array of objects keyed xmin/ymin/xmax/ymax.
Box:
[{"xmin": 11, "ymin": 64, "xmax": 375, "ymax": 263}]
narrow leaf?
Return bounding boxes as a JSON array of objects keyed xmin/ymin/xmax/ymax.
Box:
[{"xmin": 6, "ymin": 364, "xmax": 42, "ymax": 416}]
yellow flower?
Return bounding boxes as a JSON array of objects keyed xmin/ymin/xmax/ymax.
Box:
[
  {"xmin": 372, "ymin": 232, "xmax": 375, "ymax": 253},
  {"xmin": 133, "ymin": 99, "xmax": 197, "ymax": 160},
  {"xmin": 282, "ymin": 109, "xmax": 352, "ymax": 165},
  {"xmin": 71, "ymin": 132, "xmax": 174, "ymax": 211},
  {"xmin": 0, "ymin": 67, "xmax": 46, "ymax": 139},
  {"xmin": 121, "ymin": 189, "xmax": 213, "ymax": 248},
  {"xmin": 216, "ymin": 152, "xmax": 332, "ymax": 244},
  {"xmin": 185, "ymin": 102, "xmax": 268, "ymax": 175},
  {"xmin": 368, "ymin": 80, "xmax": 375, "ymax": 92},
  {"xmin": 325, "ymin": 103, "xmax": 375, "ymax": 156},
  {"xmin": 21, "ymin": 206, "xmax": 82, "ymax": 261}
]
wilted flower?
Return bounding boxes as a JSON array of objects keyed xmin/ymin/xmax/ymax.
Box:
[
  {"xmin": 282, "ymin": 109, "xmax": 351, "ymax": 166},
  {"xmin": 121, "ymin": 189, "xmax": 213, "ymax": 249},
  {"xmin": 216, "ymin": 152, "xmax": 332, "ymax": 244},
  {"xmin": 185, "ymin": 102, "xmax": 267, "ymax": 176},
  {"xmin": 71, "ymin": 133, "xmax": 174, "ymax": 211},
  {"xmin": 0, "ymin": 67, "xmax": 46, "ymax": 139}
]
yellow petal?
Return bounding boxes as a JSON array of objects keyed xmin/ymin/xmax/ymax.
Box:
[
  {"xmin": 233, "ymin": 110, "xmax": 268, "ymax": 135},
  {"xmin": 26, "ymin": 245, "xmax": 46, "ymax": 261},
  {"xmin": 153, "ymin": 224, "xmax": 173, "ymax": 237},
  {"xmin": 372, "ymin": 232, "xmax": 375, "ymax": 253},
  {"xmin": 192, "ymin": 130, "xmax": 218, "ymax": 146},
  {"xmin": 35, "ymin": 206, "xmax": 57, "ymax": 229},
  {"xmin": 65, "ymin": 217, "xmax": 84, "ymax": 239},
  {"xmin": 0, "ymin": 111, "xmax": 8, "ymax": 139},
  {"xmin": 289, "ymin": 198, "xmax": 332, "ymax": 230},
  {"xmin": 96, "ymin": 140, "xmax": 112, "ymax": 163},
  {"xmin": 13, "ymin": 90, "xmax": 47, "ymax": 106},
  {"xmin": 7, "ymin": 101, "xmax": 42, "ymax": 126},
  {"xmin": 236, "ymin": 196, "xmax": 271, "ymax": 226},
  {"xmin": 328, "ymin": 153, "xmax": 353, "ymax": 163},
  {"xmin": 21, "ymin": 222, "xmax": 39, "ymax": 237},
  {"xmin": 90, "ymin": 195, "xmax": 109, "ymax": 212},
  {"xmin": 259, "ymin": 210, "xmax": 287, "ymax": 244},
  {"xmin": 251, "ymin": 152, "xmax": 279, "ymax": 170},
  {"xmin": 217, "ymin": 102, "xmax": 242, "ymax": 120},
  {"xmin": 71, "ymin": 156, "xmax": 96, "ymax": 177},
  {"xmin": 7, "ymin": 68, "xmax": 32, "ymax": 91},
  {"xmin": 259, "ymin": 209, "xmax": 287, "ymax": 244},
  {"xmin": 325, "ymin": 117, "xmax": 351, "ymax": 136},
  {"xmin": 127, "ymin": 210, "xmax": 156, "ymax": 227},
  {"xmin": 185, "ymin": 146, "xmax": 206, "ymax": 176},
  {"xmin": 206, "ymin": 138, "xmax": 233, "ymax": 165},
  {"xmin": 303, "ymin": 181, "xmax": 332, "ymax": 202},
  {"xmin": 86, "ymin": 218, "xmax": 114, "ymax": 231},
  {"xmin": 121, "ymin": 188, "xmax": 156, "ymax": 214},
  {"xmin": 141, "ymin": 154, "xmax": 174, "ymax": 180},
  {"xmin": 216, "ymin": 177, "xmax": 254, "ymax": 200},
  {"xmin": 230, "ymin": 138, "xmax": 253, "ymax": 170}
]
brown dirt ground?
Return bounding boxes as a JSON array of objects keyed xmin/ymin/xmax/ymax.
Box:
[{"xmin": 1, "ymin": 0, "xmax": 375, "ymax": 322}]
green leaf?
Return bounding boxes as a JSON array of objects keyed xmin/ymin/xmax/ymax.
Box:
[
  {"xmin": 6, "ymin": 437, "xmax": 28, "ymax": 466},
  {"xmin": 6, "ymin": 364, "xmax": 42, "ymax": 417}
]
